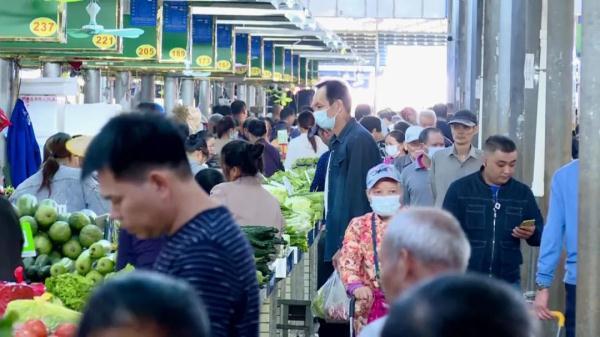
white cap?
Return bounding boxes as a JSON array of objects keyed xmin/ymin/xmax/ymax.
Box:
[{"xmin": 404, "ymin": 126, "xmax": 424, "ymax": 143}]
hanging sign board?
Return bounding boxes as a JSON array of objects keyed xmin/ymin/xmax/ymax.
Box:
[
  {"xmin": 293, "ymin": 54, "xmax": 300, "ymax": 83},
  {"xmin": 130, "ymin": 0, "xmax": 157, "ymax": 26},
  {"xmin": 311, "ymin": 60, "xmax": 320, "ymax": 86},
  {"xmin": 215, "ymin": 24, "xmax": 234, "ymax": 73},
  {"xmin": 0, "ymin": 2, "xmax": 66, "ymax": 42},
  {"xmin": 191, "ymin": 15, "xmax": 215, "ymax": 70},
  {"xmin": 159, "ymin": 0, "xmax": 189, "ymax": 63},
  {"xmin": 283, "ymin": 49, "xmax": 293, "ymax": 82},
  {"xmin": 274, "ymin": 46, "xmax": 284, "ymax": 82},
  {"xmin": 0, "ymin": 0, "xmax": 122, "ymax": 55},
  {"xmin": 235, "ymin": 33, "xmax": 250, "ymax": 75},
  {"xmin": 249, "ymin": 36, "xmax": 264, "ymax": 78},
  {"xmin": 264, "ymin": 41, "xmax": 274, "ymax": 80}
]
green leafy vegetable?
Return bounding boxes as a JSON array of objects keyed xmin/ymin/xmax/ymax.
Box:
[{"xmin": 44, "ymin": 273, "xmax": 94, "ymax": 311}]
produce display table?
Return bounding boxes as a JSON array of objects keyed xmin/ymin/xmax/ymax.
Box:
[{"xmin": 259, "ymin": 225, "xmax": 322, "ymax": 337}]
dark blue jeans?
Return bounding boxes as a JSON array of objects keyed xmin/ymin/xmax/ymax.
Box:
[{"xmin": 565, "ymin": 283, "xmax": 576, "ymax": 337}]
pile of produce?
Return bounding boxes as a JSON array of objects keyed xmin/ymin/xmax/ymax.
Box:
[
  {"xmin": 13, "ymin": 194, "xmax": 115, "ymax": 286},
  {"xmin": 4, "ymin": 298, "xmax": 79, "ymax": 336},
  {"xmin": 240, "ymin": 226, "xmax": 286, "ymax": 287},
  {"xmin": 263, "ymin": 167, "xmax": 324, "ymax": 252}
]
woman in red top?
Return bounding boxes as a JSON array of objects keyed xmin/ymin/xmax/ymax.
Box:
[{"xmin": 338, "ymin": 163, "xmax": 403, "ymax": 333}]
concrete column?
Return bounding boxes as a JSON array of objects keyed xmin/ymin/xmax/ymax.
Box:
[
  {"xmin": 481, "ymin": 0, "xmax": 513, "ymax": 138},
  {"xmin": 226, "ymin": 82, "xmax": 236, "ymax": 101},
  {"xmin": 83, "ymin": 69, "xmax": 101, "ymax": 104},
  {"xmin": 163, "ymin": 76, "xmax": 179, "ymax": 116},
  {"xmin": 0, "ymin": 59, "xmax": 18, "ymax": 184},
  {"xmin": 181, "ymin": 78, "xmax": 195, "ymax": 107},
  {"xmin": 140, "ymin": 74, "xmax": 155, "ymax": 103},
  {"xmin": 447, "ymin": 0, "xmax": 460, "ymax": 107},
  {"xmin": 198, "ymin": 79, "xmax": 210, "ymax": 117},
  {"xmin": 114, "ymin": 71, "xmax": 131, "ymax": 107},
  {"xmin": 42, "ymin": 62, "xmax": 61, "ymax": 78},
  {"xmin": 578, "ymin": 1, "xmax": 600, "ymax": 335},
  {"xmin": 214, "ymin": 82, "xmax": 224, "ymax": 104},
  {"xmin": 256, "ymin": 86, "xmax": 267, "ymax": 116},
  {"xmin": 237, "ymin": 84, "xmax": 248, "ymax": 103},
  {"xmin": 247, "ymin": 85, "xmax": 257, "ymax": 108},
  {"xmin": 545, "ymin": 0, "xmax": 574, "ymax": 189}
]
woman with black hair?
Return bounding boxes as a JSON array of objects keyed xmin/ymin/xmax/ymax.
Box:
[
  {"xmin": 213, "ymin": 116, "xmax": 236, "ymax": 157},
  {"xmin": 194, "ymin": 169, "xmax": 225, "ymax": 194},
  {"xmin": 210, "ymin": 140, "xmax": 284, "ymax": 230},
  {"xmin": 246, "ymin": 119, "xmax": 284, "ymax": 177},
  {"xmin": 0, "ymin": 198, "xmax": 23, "ymax": 281},
  {"xmin": 185, "ymin": 131, "xmax": 210, "ymax": 175},
  {"xmin": 10, "ymin": 132, "xmax": 108, "ymax": 214},
  {"xmin": 284, "ymin": 111, "xmax": 328, "ymax": 170},
  {"xmin": 77, "ymin": 271, "xmax": 210, "ymax": 337}
]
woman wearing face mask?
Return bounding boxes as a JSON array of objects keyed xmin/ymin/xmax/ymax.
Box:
[
  {"xmin": 338, "ymin": 163, "xmax": 403, "ymax": 334},
  {"xmin": 213, "ymin": 116, "xmax": 236, "ymax": 159},
  {"xmin": 284, "ymin": 111, "xmax": 329, "ymax": 170},
  {"xmin": 185, "ymin": 132, "xmax": 210, "ymax": 175},
  {"xmin": 210, "ymin": 140, "xmax": 284, "ymax": 231},
  {"xmin": 383, "ymin": 130, "xmax": 406, "ymax": 165}
]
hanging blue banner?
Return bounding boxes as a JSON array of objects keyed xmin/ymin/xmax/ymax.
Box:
[
  {"xmin": 192, "ymin": 15, "xmax": 212, "ymax": 45},
  {"xmin": 130, "ymin": 0, "xmax": 157, "ymax": 27},
  {"xmin": 164, "ymin": 1, "xmax": 188, "ymax": 33},
  {"xmin": 284, "ymin": 49, "xmax": 292, "ymax": 75},
  {"xmin": 235, "ymin": 33, "xmax": 249, "ymax": 61},
  {"xmin": 217, "ymin": 25, "xmax": 233, "ymax": 48},
  {"xmin": 293, "ymin": 54, "xmax": 300, "ymax": 79},
  {"xmin": 251, "ymin": 36, "xmax": 261, "ymax": 60},
  {"xmin": 264, "ymin": 41, "xmax": 273, "ymax": 64}
]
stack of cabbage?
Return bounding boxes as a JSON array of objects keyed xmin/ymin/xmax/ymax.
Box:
[{"xmin": 263, "ymin": 166, "xmax": 324, "ymax": 252}]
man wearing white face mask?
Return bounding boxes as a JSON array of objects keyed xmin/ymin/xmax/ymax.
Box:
[
  {"xmin": 338, "ymin": 163, "xmax": 404, "ymax": 334},
  {"xmin": 400, "ymin": 128, "xmax": 445, "ymax": 206}
]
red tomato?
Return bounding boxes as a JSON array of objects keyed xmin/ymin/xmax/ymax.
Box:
[
  {"xmin": 53, "ymin": 323, "xmax": 77, "ymax": 337},
  {"xmin": 20, "ymin": 320, "xmax": 47, "ymax": 337}
]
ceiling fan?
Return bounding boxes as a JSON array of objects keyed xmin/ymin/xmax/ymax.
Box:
[
  {"xmin": 43, "ymin": 0, "xmax": 84, "ymax": 3},
  {"xmin": 68, "ymin": 0, "xmax": 144, "ymax": 39}
]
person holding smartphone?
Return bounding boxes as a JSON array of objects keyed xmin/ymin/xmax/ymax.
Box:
[{"xmin": 443, "ymin": 135, "xmax": 544, "ymax": 288}]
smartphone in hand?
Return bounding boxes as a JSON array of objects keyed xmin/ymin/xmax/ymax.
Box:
[{"xmin": 519, "ymin": 219, "xmax": 535, "ymax": 229}]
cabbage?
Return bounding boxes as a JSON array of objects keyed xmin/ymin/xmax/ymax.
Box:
[{"xmin": 262, "ymin": 185, "xmax": 288, "ymax": 204}]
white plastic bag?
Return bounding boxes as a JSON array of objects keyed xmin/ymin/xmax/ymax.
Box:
[{"xmin": 311, "ymin": 271, "xmax": 351, "ymax": 321}]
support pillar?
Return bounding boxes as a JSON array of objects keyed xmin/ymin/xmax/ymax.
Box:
[
  {"xmin": 114, "ymin": 71, "xmax": 131, "ymax": 107},
  {"xmin": 578, "ymin": 1, "xmax": 600, "ymax": 335},
  {"xmin": 256, "ymin": 86, "xmax": 267, "ymax": 116},
  {"xmin": 198, "ymin": 80, "xmax": 210, "ymax": 117},
  {"xmin": 248, "ymin": 85, "xmax": 257, "ymax": 108},
  {"xmin": 226, "ymin": 82, "xmax": 236, "ymax": 101},
  {"xmin": 214, "ymin": 82, "xmax": 224, "ymax": 105},
  {"xmin": 447, "ymin": 0, "xmax": 459, "ymax": 107},
  {"xmin": 163, "ymin": 76, "xmax": 179, "ymax": 116},
  {"xmin": 181, "ymin": 78, "xmax": 195, "ymax": 107},
  {"xmin": 237, "ymin": 84, "xmax": 248, "ymax": 103},
  {"xmin": 0, "ymin": 59, "xmax": 18, "ymax": 185},
  {"xmin": 545, "ymin": 0, "xmax": 574, "ymax": 185},
  {"xmin": 42, "ymin": 62, "xmax": 61, "ymax": 78},
  {"xmin": 457, "ymin": 0, "xmax": 482, "ymax": 112},
  {"xmin": 83, "ymin": 69, "xmax": 101, "ymax": 104},
  {"xmin": 140, "ymin": 74, "xmax": 155, "ymax": 103}
]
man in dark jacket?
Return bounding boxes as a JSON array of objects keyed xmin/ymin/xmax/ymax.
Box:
[
  {"xmin": 312, "ymin": 80, "xmax": 381, "ymax": 337},
  {"xmin": 0, "ymin": 197, "xmax": 23, "ymax": 281},
  {"xmin": 443, "ymin": 135, "xmax": 543, "ymax": 287}
]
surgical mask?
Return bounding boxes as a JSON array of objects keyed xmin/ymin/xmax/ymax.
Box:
[
  {"xmin": 428, "ymin": 146, "xmax": 445, "ymax": 158},
  {"xmin": 314, "ymin": 109, "xmax": 336, "ymax": 129},
  {"xmin": 370, "ymin": 195, "xmax": 401, "ymax": 217},
  {"xmin": 385, "ymin": 145, "xmax": 399, "ymax": 157}
]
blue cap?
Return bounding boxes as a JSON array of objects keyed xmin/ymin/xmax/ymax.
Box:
[{"xmin": 366, "ymin": 163, "xmax": 402, "ymax": 189}]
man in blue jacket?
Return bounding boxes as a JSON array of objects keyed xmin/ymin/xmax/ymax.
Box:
[
  {"xmin": 534, "ymin": 159, "xmax": 578, "ymax": 337},
  {"xmin": 443, "ymin": 135, "xmax": 543, "ymax": 287},
  {"xmin": 312, "ymin": 80, "xmax": 381, "ymax": 336}
]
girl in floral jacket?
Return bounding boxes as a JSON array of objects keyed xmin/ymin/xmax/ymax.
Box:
[{"xmin": 338, "ymin": 163, "xmax": 404, "ymax": 333}]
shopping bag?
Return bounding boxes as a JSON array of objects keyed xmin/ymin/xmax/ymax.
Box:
[{"xmin": 311, "ymin": 271, "xmax": 351, "ymax": 322}]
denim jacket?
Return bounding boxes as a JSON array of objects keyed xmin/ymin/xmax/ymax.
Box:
[
  {"xmin": 325, "ymin": 119, "xmax": 382, "ymax": 261},
  {"xmin": 443, "ymin": 170, "xmax": 543, "ymax": 283}
]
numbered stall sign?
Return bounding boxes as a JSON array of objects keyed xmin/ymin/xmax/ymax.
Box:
[
  {"xmin": 93, "ymin": 34, "xmax": 117, "ymax": 50},
  {"xmin": 29, "ymin": 17, "xmax": 58, "ymax": 37},
  {"xmin": 136, "ymin": 44, "xmax": 157, "ymax": 59},
  {"xmin": 169, "ymin": 47, "xmax": 187, "ymax": 61}
]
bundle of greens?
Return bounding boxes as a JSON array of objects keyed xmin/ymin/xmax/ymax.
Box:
[
  {"xmin": 241, "ymin": 226, "xmax": 286, "ymax": 286},
  {"xmin": 44, "ymin": 274, "xmax": 94, "ymax": 311}
]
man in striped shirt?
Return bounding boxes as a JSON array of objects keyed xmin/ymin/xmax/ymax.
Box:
[{"xmin": 82, "ymin": 113, "xmax": 259, "ymax": 337}]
